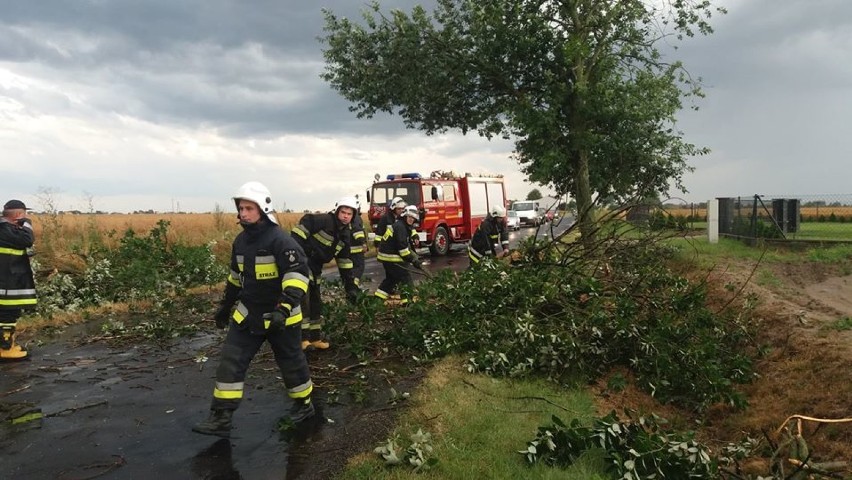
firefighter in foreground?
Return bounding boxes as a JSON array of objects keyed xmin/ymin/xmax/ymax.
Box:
[
  {"xmin": 468, "ymin": 204, "xmax": 510, "ymax": 268},
  {"xmin": 375, "ymin": 205, "xmax": 424, "ymax": 304},
  {"xmin": 193, "ymin": 182, "xmax": 314, "ymax": 438},
  {"xmin": 291, "ymin": 197, "xmax": 357, "ymax": 349},
  {"xmin": 0, "ymin": 200, "xmax": 36, "ymax": 361}
]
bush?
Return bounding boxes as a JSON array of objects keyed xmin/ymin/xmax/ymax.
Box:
[
  {"xmin": 523, "ymin": 410, "xmax": 719, "ymax": 479},
  {"xmin": 731, "ymin": 217, "xmax": 782, "ymax": 239},
  {"xmin": 35, "ymin": 220, "xmax": 222, "ymax": 315},
  {"xmin": 648, "ymin": 211, "xmax": 687, "ymax": 231},
  {"xmin": 326, "ymin": 234, "xmax": 757, "ymax": 411}
]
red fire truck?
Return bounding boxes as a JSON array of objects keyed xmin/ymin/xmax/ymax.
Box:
[{"xmin": 366, "ymin": 171, "xmax": 508, "ymax": 255}]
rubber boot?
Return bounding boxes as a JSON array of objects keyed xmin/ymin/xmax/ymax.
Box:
[
  {"xmin": 192, "ymin": 409, "xmax": 234, "ymax": 438},
  {"xmin": 288, "ymin": 397, "xmax": 316, "ymax": 423},
  {"xmin": 307, "ymin": 329, "xmax": 330, "ymax": 350},
  {"xmin": 0, "ymin": 328, "xmax": 28, "ymax": 362}
]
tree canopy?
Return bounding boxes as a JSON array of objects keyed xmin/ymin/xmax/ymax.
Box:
[
  {"xmin": 526, "ymin": 189, "xmax": 543, "ymax": 201},
  {"xmin": 321, "ymin": 0, "xmax": 721, "ymax": 237}
]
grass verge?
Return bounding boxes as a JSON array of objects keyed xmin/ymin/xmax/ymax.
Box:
[{"xmin": 338, "ymin": 356, "xmax": 608, "ymax": 480}]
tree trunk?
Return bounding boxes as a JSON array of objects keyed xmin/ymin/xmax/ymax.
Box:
[
  {"xmin": 575, "ymin": 149, "xmax": 594, "ymax": 245},
  {"xmin": 569, "ymin": 52, "xmax": 594, "ymax": 244}
]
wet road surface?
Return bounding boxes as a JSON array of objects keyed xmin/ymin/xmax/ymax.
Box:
[{"xmin": 2, "ymin": 329, "xmax": 305, "ymax": 478}]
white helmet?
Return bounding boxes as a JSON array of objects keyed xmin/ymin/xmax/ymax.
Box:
[
  {"xmin": 390, "ymin": 196, "xmax": 407, "ymax": 210},
  {"xmin": 402, "ymin": 205, "xmax": 419, "ymax": 221},
  {"xmin": 490, "ymin": 204, "xmax": 506, "ymax": 217},
  {"xmin": 335, "ymin": 196, "xmax": 359, "ymax": 213},
  {"xmin": 233, "ymin": 181, "xmax": 278, "ymax": 225}
]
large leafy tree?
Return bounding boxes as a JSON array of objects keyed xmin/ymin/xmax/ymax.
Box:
[{"xmin": 321, "ymin": 0, "xmax": 719, "ymax": 238}]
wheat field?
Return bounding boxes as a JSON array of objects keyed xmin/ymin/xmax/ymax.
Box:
[
  {"xmin": 27, "ymin": 212, "xmax": 368, "ymax": 272},
  {"xmin": 664, "ymin": 206, "xmax": 852, "ymax": 220}
]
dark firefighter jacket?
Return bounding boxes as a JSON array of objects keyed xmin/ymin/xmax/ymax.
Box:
[
  {"xmin": 0, "ymin": 217, "xmax": 37, "ymax": 310},
  {"xmin": 374, "ymin": 210, "xmax": 396, "ymax": 247},
  {"xmin": 376, "ymin": 210, "xmax": 419, "ymax": 248},
  {"xmin": 470, "ymin": 215, "xmax": 509, "ymax": 257},
  {"xmin": 377, "ymin": 218, "xmax": 418, "ymax": 264},
  {"xmin": 221, "ymin": 220, "xmax": 310, "ymax": 334},
  {"xmin": 291, "ymin": 212, "xmax": 353, "ymax": 273},
  {"xmin": 349, "ymin": 215, "xmax": 366, "ymax": 256}
]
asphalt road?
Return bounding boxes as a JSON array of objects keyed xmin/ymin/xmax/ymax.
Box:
[{"xmin": 326, "ymin": 216, "xmax": 575, "ymax": 285}]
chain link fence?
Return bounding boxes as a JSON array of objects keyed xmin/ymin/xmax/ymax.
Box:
[{"xmin": 658, "ymin": 194, "xmax": 852, "ymax": 242}]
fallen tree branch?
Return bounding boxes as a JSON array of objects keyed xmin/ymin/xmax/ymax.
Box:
[
  {"xmin": 1, "ymin": 383, "xmax": 31, "ymax": 397},
  {"xmin": 46, "ymin": 400, "xmax": 109, "ymax": 418},
  {"xmin": 461, "ymin": 379, "xmax": 579, "ymax": 415},
  {"xmin": 787, "ymin": 458, "xmax": 848, "ymax": 478},
  {"xmin": 56, "ymin": 455, "xmax": 126, "ymax": 480}
]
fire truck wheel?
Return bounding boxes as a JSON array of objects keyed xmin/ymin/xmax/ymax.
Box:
[{"xmin": 429, "ymin": 226, "xmax": 450, "ymax": 256}]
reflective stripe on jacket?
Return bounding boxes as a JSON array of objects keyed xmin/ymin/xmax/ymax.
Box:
[
  {"xmin": 291, "ymin": 212, "xmax": 352, "ymax": 266},
  {"xmin": 350, "ymin": 215, "xmax": 366, "ymax": 254},
  {"xmin": 377, "ymin": 218, "xmax": 417, "ymax": 264},
  {"xmin": 226, "ymin": 221, "xmax": 310, "ymax": 331},
  {"xmin": 0, "ymin": 218, "xmax": 36, "ymax": 309}
]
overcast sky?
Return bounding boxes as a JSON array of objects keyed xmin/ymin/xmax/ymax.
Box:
[{"xmin": 2, "ymin": 0, "xmax": 850, "ymax": 213}]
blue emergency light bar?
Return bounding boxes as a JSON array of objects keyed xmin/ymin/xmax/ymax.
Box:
[{"xmin": 386, "ymin": 173, "xmax": 422, "ymax": 180}]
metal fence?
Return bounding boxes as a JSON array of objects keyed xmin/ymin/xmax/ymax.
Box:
[{"xmin": 659, "ymin": 194, "xmax": 852, "ymax": 243}]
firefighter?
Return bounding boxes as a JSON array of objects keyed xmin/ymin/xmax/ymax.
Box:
[
  {"xmin": 468, "ymin": 204, "xmax": 510, "ymax": 268},
  {"xmin": 193, "ymin": 182, "xmax": 314, "ymax": 437},
  {"xmin": 340, "ymin": 197, "xmax": 367, "ymax": 303},
  {"xmin": 291, "ymin": 196, "xmax": 357, "ymax": 350},
  {"xmin": 374, "ymin": 196, "xmax": 406, "ymax": 249},
  {"xmin": 0, "ymin": 199, "xmax": 36, "ymax": 361},
  {"xmin": 375, "ymin": 205, "xmax": 424, "ymax": 303}
]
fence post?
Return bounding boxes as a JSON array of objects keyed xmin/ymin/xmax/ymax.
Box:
[
  {"xmin": 708, "ymin": 199, "xmax": 719, "ymax": 244},
  {"xmin": 751, "ymin": 195, "xmax": 759, "ymax": 240}
]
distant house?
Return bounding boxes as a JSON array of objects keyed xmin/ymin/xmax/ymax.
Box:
[{"xmin": 538, "ymin": 196, "xmax": 561, "ymax": 212}]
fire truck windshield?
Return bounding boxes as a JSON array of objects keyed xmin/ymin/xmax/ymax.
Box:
[{"xmin": 370, "ymin": 182, "xmax": 421, "ymax": 208}]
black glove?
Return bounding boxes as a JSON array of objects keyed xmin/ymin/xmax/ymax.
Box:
[
  {"xmin": 263, "ymin": 306, "xmax": 290, "ymax": 327},
  {"xmin": 214, "ymin": 305, "xmax": 232, "ymax": 329},
  {"xmin": 16, "ymin": 217, "xmax": 32, "ymax": 228},
  {"xmin": 412, "ymin": 259, "xmax": 424, "ymax": 270}
]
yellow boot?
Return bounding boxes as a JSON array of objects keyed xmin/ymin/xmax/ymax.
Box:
[
  {"xmin": 0, "ymin": 328, "xmax": 28, "ymax": 361},
  {"xmin": 307, "ymin": 329, "xmax": 330, "ymax": 350}
]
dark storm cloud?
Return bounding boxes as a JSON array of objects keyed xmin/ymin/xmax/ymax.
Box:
[
  {"xmin": 676, "ymin": 0, "xmax": 852, "ymax": 91},
  {"xmin": 0, "ymin": 0, "xmax": 429, "ymax": 137}
]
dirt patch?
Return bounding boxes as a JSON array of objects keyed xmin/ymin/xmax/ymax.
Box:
[
  {"xmin": 591, "ymin": 258, "xmax": 852, "ymax": 476},
  {"xmin": 287, "ymin": 350, "xmax": 426, "ymax": 480},
  {"xmin": 726, "ymin": 264, "xmax": 852, "ymax": 465}
]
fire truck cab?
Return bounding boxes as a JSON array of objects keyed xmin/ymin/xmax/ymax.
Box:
[{"xmin": 367, "ymin": 171, "xmax": 508, "ymax": 256}]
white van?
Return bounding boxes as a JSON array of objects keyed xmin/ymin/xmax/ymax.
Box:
[{"xmin": 510, "ymin": 201, "xmax": 541, "ymax": 227}]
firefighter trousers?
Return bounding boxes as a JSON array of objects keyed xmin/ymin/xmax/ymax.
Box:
[
  {"xmin": 344, "ymin": 253, "xmax": 366, "ymax": 303},
  {"xmin": 301, "ymin": 260, "xmax": 324, "ymax": 334},
  {"xmin": 376, "ymin": 262, "xmax": 413, "ymax": 299},
  {"xmin": 210, "ymin": 321, "xmax": 312, "ymax": 411},
  {"xmin": 351, "ymin": 253, "xmax": 365, "ymax": 283},
  {"xmin": 0, "ymin": 308, "xmax": 21, "ymax": 325}
]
